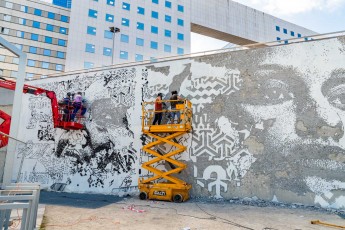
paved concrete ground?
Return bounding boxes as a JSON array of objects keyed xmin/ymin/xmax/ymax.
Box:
[{"xmin": 38, "ymin": 191, "xmax": 345, "ymax": 230}]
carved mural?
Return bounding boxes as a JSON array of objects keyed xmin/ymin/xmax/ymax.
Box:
[{"xmin": 14, "ymin": 36, "xmax": 345, "ymax": 209}]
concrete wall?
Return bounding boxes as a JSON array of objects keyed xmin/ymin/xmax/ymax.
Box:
[
  {"xmin": 11, "ymin": 36, "xmax": 345, "ymax": 209},
  {"xmin": 191, "ymin": 0, "xmax": 317, "ymax": 45}
]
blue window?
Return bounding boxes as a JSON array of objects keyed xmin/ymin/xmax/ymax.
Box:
[
  {"xmin": 151, "ymin": 26, "xmax": 158, "ymax": 34},
  {"xmin": 84, "ymin": 62, "xmax": 94, "ymax": 69},
  {"xmin": 104, "ymin": 30, "xmax": 113, "ymax": 39},
  {"xmin": 276, "ymin": 26, "xmax": 280, "ymax": 32},
  {"xmin": 87, "ymin": 26, "xmax": 96, "ymax": 35},
  {"xmin": 137, "ymin": 7, "xmax": 145, "ymax": 15},
  {"xmin": 46, "ymin": 24, "xmax": 54, "ymax": 31},
  {"xmin": 298, "ymin": 33, "xmax": 302, "ymax": 38},
  {"xmin": 135, "ymin": 54, "xmax": 143, "ymax": 61},
  {"xmin": 34, "ymin": 9, "xmax": 41, "ymax": 16},
  {"xmin": 17, "ymin": 31, "xmax": 24, "ymax": 38},
  {"xmin": 177, "ymin": 47, "xmax": 184, "ymax": 55},
  {"xmin": 305, "ymin": 37, "xmax": 309, "ymax": 41},
  {"xmin": 165, "ymin": 15, "xmax": 171, "ymax": 23},
  {"xmin": 19, "ymin": 18, "xmax": 26, "ymax": 25},
  {"xmin": 85, "ymin": 43, "xmax": 95, "ymax": 53},
  {"xmin": 164, "ymin": 44, "xmax": 171, "ymax": 53},
  {"xmin": 61, "ymin": 15, "xmax": 68, "ymax": 22},
  {"xmin": 122, "ymin": 18, "xmax": 130, "ymax": 26},
  {"xmin": 48, "ymin": 12, "xmax": 55, "ymax": 19},
  {"xmin": 43, "ymin": 49, "xmax": 51, "ymax": 56},
  {"xmin": 29, "ymin": 47, "xmax": 37, "ymax": 54},
  {"xmin": 177, "ymin": 19, "xmax": 184, "ymax": 26},
  {"xmin": 277, "ymin": 37, "xmax": 281, "ymax": 41},
  {"xmin": 165, "ymin": 1, "xmax": 171, "ymax": 8},
  {"xmin": 31, "ymin": 34, "xmax": 39, "ymax": 41},
  {"xmin": 152, "ymin": 0, "xmax": 158, "ymax": 4},
  {"xmin": 164, "ymin": 30, "xmax": 171, "ymax": 37},
  {"xmin": 107, "ymin": 0, "xmax": 114, "ymax": 6},
  {"xmin": 177, "ymin": 33, "xmax": 184, "ymax": 41},
  {"xmin": 60, "ymin": 27, "xmax": 67, "ymax": 34},
  {"xmin": 13, "ymin": 57, "xmax": 19, "ymax": 64},
  {"xmin": 120, "ymin": 51, "xmax": 128, "ymax": 60},
  {"xmin": 151, "ymin": 11, "xmax": 158, "ymax": 19},
  {"xmin": 26, "ymin": 73, "xmax": 34, "ymax": 79},
  {"xmin": 123, "ymin": 2, "xmax": 130, "ymax": 10},
  {"xmin": 137, "ymin": 22, "xmax": 144, "ymax": 30},
  {"xmin": 57, "ymin": 51, "xmax": 65, "ymax": 58},
  {"xmin": 283, "ymin": 28, "xmax": 287, "ymax": 34},
  {"xmin": 150, "ymin": 57, "xmax": 157, "ymax": 62},
  {"xmin": 177, "ymin": 5, "xmax": 184, "ymax": 12},
  {"xmin": 15, "ymin": 45, "xmax": 22, "ymax": 51},
  {"xmin": 150, "ymin": 41, "xmax": 158, "ymax": 49},
  {"xmin": 56, "ymin": 64, "xmax": 63, "ymax": 71},
  {"xmin": 11, "ymin": 71, "xmax": 18, "ymax": 78},
  {"xmin": 284, "ymin": 40, "xmax": 289, "ymax": 44},
  {"xmin": 121, "ymin": 34, "xmax": 129, "ymax": 43},
  {"xmin": 45, "ymin": 36, "xmax": 52, "ymax": 44},
  {"xmin": 58, "ymin": 39, "xmax": 66, "ymax": 46},
  {"xmin": 32, "ymin": 21, "xmax": 40, "ymax": 28},
  {"xmin": 105, "ymin": 14, "xmax": 114, "ymax": 22},
  {"xmin": 21, "ymin": 5, "xmax": 28, "ymax": 13},
  {"xmin": 42, "ymin": 62, "xmax": 49, "ymax": 69},
  {"xmin": 136, "ymin": 38, "xmax": 144, "ymax": 46},
  {"xmin": 88, "ymin": 9, "xmax": 98, "ymax": 18},
  {"xmin": 27, "ymin": 60, "xmax": 35, "ymax": 67},
  {"xmin": 291, "ymin": 31, "xmax": 295, "ymax": 36},
  {"xmin": 103, "ymin": 47, "xmax": 112, "ymax": 56}
]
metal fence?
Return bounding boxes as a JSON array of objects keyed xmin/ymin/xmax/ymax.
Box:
[{"xmin": 0, "ymin": 183, "xmax": 40, "ymax": 230}]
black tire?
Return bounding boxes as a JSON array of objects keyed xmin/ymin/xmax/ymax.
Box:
[
  {"xmin": 139, "ymin": 192, "xmax": 147, "ymax": 200},
  {"xmin": 173, "ymin": 194, "xmax": 183, "ymax": 203}
]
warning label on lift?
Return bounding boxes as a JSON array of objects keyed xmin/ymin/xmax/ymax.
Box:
[{"xmin": 153, "ymin": 191, "xmax": 166, "ymax": 196}]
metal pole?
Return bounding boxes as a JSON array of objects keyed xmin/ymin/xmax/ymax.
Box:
[
  {"xmin": 112, "ymin": 32, "xmax": 115, "ymax": 65},
  {"xmin": 109, "ymin": 27, "xmax": 120, "ymax": 66},
  {"xmin": 0, "ymin": 36, "xmax": 26, "ymax": 186},
  {"xmin": 0, "ymin": 131, "xmax": 26, "ymax": 144}
]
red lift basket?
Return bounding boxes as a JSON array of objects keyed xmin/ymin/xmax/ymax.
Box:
[
  {"xmin": 0, "ymin": 77, "xmax": 84, "ymax": 147},
  {"xmin": 57, "ymin": 101, "xmax": 85, "ymax": 130}
]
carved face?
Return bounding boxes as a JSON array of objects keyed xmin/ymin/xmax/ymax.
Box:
[{"xmin": 234, "ymin": 38, "xmax": 345, "ymax": 208}]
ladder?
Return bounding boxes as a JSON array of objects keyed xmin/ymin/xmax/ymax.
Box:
[{"xmin": 139, "ymin": 99, "xmax": 192, "ymax": 202}]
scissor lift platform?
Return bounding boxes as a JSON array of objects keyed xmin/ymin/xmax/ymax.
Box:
[{"xmin": 139, "ymin": 99, "xmax": 192, "ymax": 202}]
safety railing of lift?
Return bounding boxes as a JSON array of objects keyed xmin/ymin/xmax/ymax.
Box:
[
  {"xmin": 142, "ymin": 99, "xmax": 192, "ymax": 129},
  {"xmin": 26, "ymin": 30, "xmax": 345, "ymax": 81},
  {"xmin": 57, "ymin": 101, "xmax": 86, "ymax": 124}
]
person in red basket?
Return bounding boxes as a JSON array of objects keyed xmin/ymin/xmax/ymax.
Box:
[
  {"xmin": 71, "ymin": 92, "xmax": 86, "ymax": 121},
  {"xmin": 152, "ymin": 93, "xmax": 163, "ymax": 125}
]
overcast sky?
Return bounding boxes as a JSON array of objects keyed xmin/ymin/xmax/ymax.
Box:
[{"xmin": 192, "ymin": 0, "xmax": 345, "ymax": 52}]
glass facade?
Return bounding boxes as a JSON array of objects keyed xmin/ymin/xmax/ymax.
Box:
[
  {"xmin": 1, "ymin": 0, "xmax": 187, "ymax": 73},
  {"xmin": 53, "ymin": 0, "xmax": 72, "ymax": 8}
]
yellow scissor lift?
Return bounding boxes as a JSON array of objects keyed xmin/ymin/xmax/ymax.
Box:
[{"xmin": 139, "ymin": 99, "xmax": 192, "ymax": 202}]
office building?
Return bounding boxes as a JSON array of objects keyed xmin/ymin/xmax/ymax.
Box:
[
  {"xmin": 0, "ymin": 0, "xmax": 70, "ymax": 79},
  {"xmin": 65, "ymin": 0, "xmax": 190, "ymax": 71},
  {"xmin": 1, "ymin": 0, "xmax": 316, "ymax": 79}
]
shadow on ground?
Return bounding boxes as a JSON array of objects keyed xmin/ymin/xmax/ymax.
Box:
[{"xmin": 39, "ymin": 190, "xmax": 127, "ymax": 209}]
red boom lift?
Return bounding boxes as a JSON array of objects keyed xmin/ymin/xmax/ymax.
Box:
[{"xmin": 0, "ymin": 77, "xmax": 84, "ymax": 148}]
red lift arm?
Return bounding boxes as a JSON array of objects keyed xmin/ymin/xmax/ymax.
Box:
[{"xmin": 0, "ymin": 77, "xmax": 83, "ymax": 148}]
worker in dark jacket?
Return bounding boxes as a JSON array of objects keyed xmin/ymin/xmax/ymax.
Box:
[{"xmin": 169, "ymin": 91, "xmax": 183, "ymax": 124}]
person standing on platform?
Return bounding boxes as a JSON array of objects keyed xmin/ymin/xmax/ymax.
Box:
[{"xmin": 152, "ymin": 93, "xmax": 163, "ymax": 125}]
